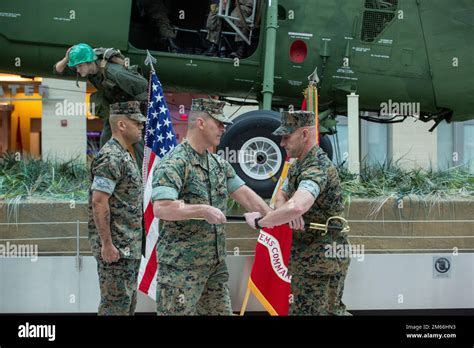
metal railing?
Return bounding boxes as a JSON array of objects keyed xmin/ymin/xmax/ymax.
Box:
[
  {"xmin": 1, "ymin": 219, "xmax": 473, "ymax": 257},
  {"xmin": 218, "ymin": 0, "xmax": 257, "ymax": 45},
  {"xmin": 0, "ymin": 220, "xmax": 88, "ymax": 268}
]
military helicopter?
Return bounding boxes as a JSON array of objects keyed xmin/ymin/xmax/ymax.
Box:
[
  {"xmin": 0, "ymin": 0, "xmax": 473, "ymax": 196},
  {"xmin": 0, "ymin": 0, "xmax": 473, "ymax": 315}
]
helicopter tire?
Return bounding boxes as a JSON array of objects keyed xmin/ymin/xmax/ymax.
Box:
[{"xmin": 218, "ymin": 110, "xmax": 334, "ymax": 198}]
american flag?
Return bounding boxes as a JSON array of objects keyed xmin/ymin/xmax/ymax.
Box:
[{"xmin": 138, "ymin": 70, "xmax": 177, "ymax": 299}]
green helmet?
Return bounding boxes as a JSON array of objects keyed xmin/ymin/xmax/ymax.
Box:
[{"xmin": 68, "ymin": 43, "xmax": 97, "ymax": 68}]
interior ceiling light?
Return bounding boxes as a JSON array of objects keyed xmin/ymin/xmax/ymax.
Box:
[{"xmin": 0, "ymin": 74, "xmax": 42, "ymax": 82}]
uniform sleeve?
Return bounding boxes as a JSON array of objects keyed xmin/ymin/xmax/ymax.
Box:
[
  {"xmin": 91, "ymin": 153, "xmax": 122, "ymax": 195},
  {"xmin": 298, "ymin": 166, "xmax": 328, "ymax": 196},
  {"xmin": 151, "ymin": 158, "xmax": 185, "ymax": 201},
  {"xmin": 223, "ymin": 161, "xmax": 245, "ymax": 194},
  {"xmin": 298, "ymin": 180, "xmax": 320, "ymax": 199},
  {"xmin": 111, "ymin": 67, "xmax": 148, "ymax": 101}
]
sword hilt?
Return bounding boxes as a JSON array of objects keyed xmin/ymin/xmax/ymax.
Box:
[{"xmin": 309, "ymin": 216, "xmax": 350, "ymax": 235}]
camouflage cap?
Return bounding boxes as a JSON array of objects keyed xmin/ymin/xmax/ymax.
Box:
[
  {"xmin": 110, "ymin": 101, "xmax": 146, "ymax": 123},
  {"xmin": 272, "ymin": 111, "xmax": 316, "ymax": 136},
  {"xmin": 191, "ymin": 98, "xmax": 232, "ymax": 125}
]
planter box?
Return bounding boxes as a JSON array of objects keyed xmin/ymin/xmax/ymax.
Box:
[{"xmin": 1, "ymin": 197, "xmax": 473, "ymax": 255}]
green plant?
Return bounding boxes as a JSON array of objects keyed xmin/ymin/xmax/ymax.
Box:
[
  {"xmin": 0, "ymin": 153, "xmax": 472, "ymax": 205},
  {"xmin": 0, "ymin": 153, "xmax": 90, "ymax": 201},
  {"xmin": 339, "ymin": 159, "xmax": 474, "ymax": 200}
]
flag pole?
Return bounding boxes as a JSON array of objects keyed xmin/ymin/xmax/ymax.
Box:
[
  {"xmin": 239, "ymin": 158, "xmax": 292, "ymax": 316},
  {"xmin": 139, "ymin": 51, "xmax": 157, "ymax": 259},
  {"xmin": 138, "ymin": 52, "xmax": 179, "ymax": 298},
  {"xmin": 239, "ymin": 70, "xmax": 320, "ymax": 316},
  {"xmin": 142, "ymin": 50, "xmax": 158, "ymax": 178},
  {"xmin": 307, "ymin": 66, "xmax": 320, "ymax": 145},
  {"xmin": 145, "ymin": 49, "xmax": 157, "ymax": 72},
  {"xmin": 239, "ymin": 287, "xmax": 251, "ymax": 316},
  {"xmin": 269, "ymin": 158, "xmax": 291, "ymax": 209}
]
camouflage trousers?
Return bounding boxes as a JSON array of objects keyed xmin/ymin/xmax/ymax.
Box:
[
  {"xmin": 156, "ymin": 260, "xmax": 233, "ymax": 315},
  {"xmin": 96, "ymin": 257, "xmax": 141, "ymax": 316},
  {"xmin": 206, "ymin": 1, "xmax": 253, "ymax": 44},
  {"xmin": 100, "ymin": 118, "xmax": 144, "ymax": 170},
  {"xmin": 146, "ymin": 0, "xmax": 177, "ymax": 39},
  {"xmin": 289, "ymin": 243, "xmax": 351, "ymax": 315}
]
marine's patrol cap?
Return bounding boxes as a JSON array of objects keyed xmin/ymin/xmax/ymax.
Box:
[
  {"xmin": 272, "ymin": 111, "xmax": 316, "ymax": 136},
  {"xmin": 110, "ymin": 101, "xmax": 146, "ymax": 123},
  {"xmin": 191, "ymin": 98, "xmax": 232, "ymax": 125}
]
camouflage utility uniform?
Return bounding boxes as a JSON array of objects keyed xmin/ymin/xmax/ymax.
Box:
[
  {"xmin": 54, "ymin": 59, "xmax": 148, "ymax": 168},
  {"xmin": 274, "ymin": 111, "xmax": 351, "ymax": 316},
  {"xmin": 140, "ymin": 0, "xmax": 177, "ymax": 40},
  {"xmin": 88, "ymin": 102, "xmax": 145, "ymax": 315},
  {"xmin": 151, "ymin": 99, "xmax": 243, "ymax": 315},
  {"xmin": 285, "ymin": 146, "xmax": 350, "ymax": 315},
  {"xmin": 206, "ymin": 0, "xmax": 254, "ymax": 44}
]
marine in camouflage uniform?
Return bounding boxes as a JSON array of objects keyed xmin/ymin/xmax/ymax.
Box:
[
  {"xmin": 246, "ymin": 111, "xmax": 351, "ymax": 315},
  {"xmin": 88, "ymin": 102, "xmax": 145, "ymax": 315},
  {"xmin": 138, "ymin": 0, "xmax": 183, "ymax": 53},
  {"xmin": 151, "ymin": 99, "xmax": 243, "ymax": 315},
  {"xmin": 285, "ymin": 145, "xmax": 350, "ymax": 316},
  {"xmin": 139, "ymin": 0, "xmax": 177, "ymax": 40},
  {"xmin": 53, "ymin": 47, "xmax": 148, "ymax": 169},
  {"xmin": 205, "ymin": 0, "xmax": 254, "ymax": 57},
  {"xmin": 152, "ymin": 98, "xmax": 272, "ymax": 315}
]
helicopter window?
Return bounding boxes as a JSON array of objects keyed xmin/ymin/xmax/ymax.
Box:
[
  {"xmin": 364, "ymin": 0, "xmax": 398, "ymax": 11},
  {"xmin": 128, "ymin": 0, "xmax": 261, "ymax": 59},
  {"xmin": 278, "ymin": 5, "xmax": 287, "ymax": 20},
  {"xmin": 361, "ymin": 0, "xmax": 398, "ymax": 42}
]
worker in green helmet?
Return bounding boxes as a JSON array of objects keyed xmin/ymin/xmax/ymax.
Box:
[{"xmin": 54, "ymin": 43, "xmax": 148, "ymax": 169}]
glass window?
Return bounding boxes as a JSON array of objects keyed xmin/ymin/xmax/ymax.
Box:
[
  {"xmin": 463, "ymin": 125, "xmax": 474, "ymax": 172},
  {"xmin": 436, "ymin": 120, "xmax": 454, "ymax": 170},
  {"xmin": 129, "ymin": 0, "xmax": 260, "ymax": 59},
  {"xmin": 365, "ymin": 121, "xmax": 388, "ymax": 166},
  {"xmin": 329, "ymin": 116, "xmax": 348, "ymax": 167}
]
